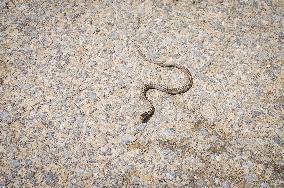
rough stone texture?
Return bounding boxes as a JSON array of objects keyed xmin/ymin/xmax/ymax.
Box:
[
  {"xmin": 0, "ymin": 0, "xmax": 283, "ymax": 187},
  {"xmin": 44, "ymin": 171, "xmax": 59, "ymax": 187}
]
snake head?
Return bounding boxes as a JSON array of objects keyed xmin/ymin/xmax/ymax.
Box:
[
  {"xmin": 140, "ymin": 107, "xmax": 155, "ymax": 123},
  {"xmin": 140, "ymin": 112, "xmax": 150, "ymax": 123}
]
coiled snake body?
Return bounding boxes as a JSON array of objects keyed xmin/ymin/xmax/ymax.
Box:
[{"xmin": 137, "ymin": 48, "xmax": 193, "ymax": 122}]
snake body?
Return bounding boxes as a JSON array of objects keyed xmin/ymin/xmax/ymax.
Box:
[{"xmin": 137, "ymin": 48, "xmax": 193, "ymax": 123}]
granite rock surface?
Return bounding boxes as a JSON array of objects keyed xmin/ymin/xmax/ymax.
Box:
[{"xmin": 0, "ymin": 0, "xmax": 283, "ymax": 187}]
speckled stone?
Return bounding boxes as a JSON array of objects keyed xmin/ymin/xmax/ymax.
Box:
[
  {"xmin": 0, "ymin": 0, "xmax": 283, "ymax": 187},
  {"xmin": 44, "ymin": 171, "xmax": 59, "ymax": 187}
]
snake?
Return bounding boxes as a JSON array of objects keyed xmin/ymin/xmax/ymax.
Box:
[{"xmin": 136, "ymin": 47, "xmax": 193, "ymax": 123}]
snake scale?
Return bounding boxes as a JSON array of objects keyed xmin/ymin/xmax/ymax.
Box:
[{"xmin": 136, "ymin": 47, "xmax": 193, "ymax": 123}]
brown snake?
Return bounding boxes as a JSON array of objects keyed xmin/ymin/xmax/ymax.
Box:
[{"xmin": 136, "ymin": 47, "xmax": 193, "ymax": 123}]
